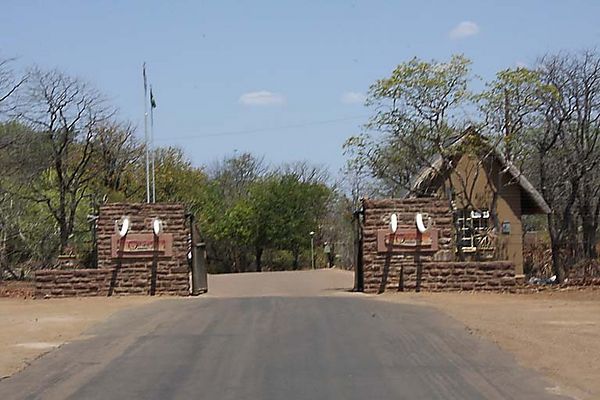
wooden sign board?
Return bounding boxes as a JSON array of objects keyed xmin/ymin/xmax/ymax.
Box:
[
  {"xmin": 111, "ymin": 233, "xmax": 173, "ymax": 258},
  {"xmin": 376, "ymin": 229, "xmax": 438, "ymax": 253}
]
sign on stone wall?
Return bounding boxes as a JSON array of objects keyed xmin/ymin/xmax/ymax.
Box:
[
  {"xmin": 376, "ymin": 229, "xmax": 439, "ymax": 253},
  {"xmin": 111, "ymin": 233, "xmax": 173, "ymax": 258}
]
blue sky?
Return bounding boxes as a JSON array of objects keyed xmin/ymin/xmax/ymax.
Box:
[{"xmin": 2, "ymin": 0, "xmax": 599, "ymax": 176}]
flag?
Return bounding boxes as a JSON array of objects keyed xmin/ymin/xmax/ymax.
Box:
[
  {"xmin": 143, "ymin": 63, "xmax": 148, "ymax": 94},
  {"xmin": 150, "ymin": 86, "xmax": 157, "ymax": 108}
]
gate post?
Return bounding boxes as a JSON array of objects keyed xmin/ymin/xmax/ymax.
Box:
[
  {"xmin": 188, "ymin": 212, "xmax": 208, "ymax": 295},
  {"xmin": 191, "ymin": 242, "xmax": 208, "ymax": 295},
  {"xmin": 353, "ymin": 206, "xmax": 364, "ymax": 292}
]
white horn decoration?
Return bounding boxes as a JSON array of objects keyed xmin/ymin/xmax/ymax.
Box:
[
  {"xmin": 390, "ymin": 213, "xmax": 398, "ymax": 233},
  {"xmin": 415, "ymin": 213, "xmax": 430, "ymax": 234},
  {"xmin": 152, "ymin": 218, "xmax": 163, "ymax": 235},
  {"xmin": 118, "ymin": 217, "xmax": 130, "ymax": 237}
]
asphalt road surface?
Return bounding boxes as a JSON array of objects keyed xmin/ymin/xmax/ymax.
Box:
[{"xmin": 0, "ymin": 270, "xmax": 570, "ymax": 399}]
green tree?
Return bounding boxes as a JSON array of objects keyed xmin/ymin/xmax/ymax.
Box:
[
  {"xmin": 345, "ymin": 55, "xmax": 473, "ymax": 196},
  {"xmin": 264, "ymin": 174, "xmax": 331, "ymax": 268},
  {"xmin": 153, "ymin": 147, "xmax": 208, "ymax": 207},
  {"xmin": 478, "ymin": 67, "xmax": 554, "ymax": 162},
  {"xmin": 201, "ymin": 153, "xmax": 266, "ymax": 272}
]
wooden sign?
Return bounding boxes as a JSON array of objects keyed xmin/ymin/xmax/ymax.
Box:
[
  {"xmin": 111, "ymin": 233, "xmax": 173, "ymax": 258},
  {"xmin": 376, "ymin": 229, "xmax": 438, "ymax": 253}
]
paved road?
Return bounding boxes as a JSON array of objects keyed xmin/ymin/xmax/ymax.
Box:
[{"xmin": 0, "ymin": 270, "xmax": 569, "ymax": 399}]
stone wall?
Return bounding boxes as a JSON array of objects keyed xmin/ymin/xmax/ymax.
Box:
[
  {"xmin": 35, "ymin": 203, "xmax": 190, "ymax": 298},
  {"xmin": 35, "ymin": 266, "xmax": 189, "ymax": 297},
  {"xmin": 363, "ymin": 260, "xmax": 515, "ymax": 293},
  {"xmin": 565, "ymin": 277, "xmax": 600, "ymax": 287},
  {"xmin": 565, "ymin": 261, "xmax": 600, "ymax": 287},
  {"xmin": 361, "ymin": 198, "xmax": 516, "ymax": 293}
]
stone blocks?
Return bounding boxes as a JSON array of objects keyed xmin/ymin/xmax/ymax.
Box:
[
  {"xmin": 361, "ymin": 198, "xmax": 516, "ymax": 293},
  {"xmin": 35, "ymin": 203, "xmax": 190, "ymax": 298}
]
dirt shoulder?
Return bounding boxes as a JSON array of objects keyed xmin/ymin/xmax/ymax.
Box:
[
  {"xmin": 376, "ymin": 289, "xmax": 600, "ymax": 400},
  {"xmin": 0, "ymin": 296, "xmax": 157, "ymax": 378},
  {"xmin": 0, "ymin": 281, "xmax": 35, "ymax": 299}
]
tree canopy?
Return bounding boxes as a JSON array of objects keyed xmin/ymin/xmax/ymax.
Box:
[{"xmin": 345, "ymin": 50, "xmax": 600, "ymax": 281}]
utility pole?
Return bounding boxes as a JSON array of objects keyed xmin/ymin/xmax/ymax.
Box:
[
  {"xmin": 310, "ymin": 231, "xmax": 315, "ymax": 269},
  {"xmin": 504, "ymin": 89, "xmax": 512, "ymax": 162}
]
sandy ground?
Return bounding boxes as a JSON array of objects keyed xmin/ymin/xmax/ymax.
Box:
[
  {"xmin": 0, "ymin": 296, "xmax": 157, "ymax": 378},
  {"xmin": 377, "ymin": 289, "xmax": 600, "ymax": 400}
]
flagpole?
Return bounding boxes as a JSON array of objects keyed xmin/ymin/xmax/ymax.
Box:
[
  {"xmin": 150, "ymin": 85, "xmax": 156, "ymax": 203},
  {"xmin": 143, "ymin": 63, "xmax": 150, "ymax": 204}
]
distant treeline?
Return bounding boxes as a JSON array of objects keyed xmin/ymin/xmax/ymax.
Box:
[{"xmin": 0, "ymin": 60, "xmax": 354, "ymax": 278}]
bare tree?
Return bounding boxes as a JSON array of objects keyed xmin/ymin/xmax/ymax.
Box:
[
  {"xmin": 209, "ymin": 152, "xmax": 267, "ymax": 202},
  {"xmin": 567, "ymin": 52, "xmax": 600, "ymax": 260},
  {"xmin": 279, "ymin": 161, "xmax": 330, "ymax": 185},
  {"xmin": 0, "ymin": 57, "xmax": 28, "ymax": 158},
  {"xmin": 524, "ymin": 51, "xmax": 600, "ymax": 280},
  {"xmin": 93, "ymin": 121, "xmax": 142, "ymax": 192},
  {"xmin": 17, "ymin": 68, "xmax": 113, "ymax": 253},
  {"xmin": 0, "ymin": 57, "xmax": 27, "ymax": 114}
]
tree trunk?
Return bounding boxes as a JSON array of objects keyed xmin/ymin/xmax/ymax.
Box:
[
  {"xmin": 255, "ymin": 246, "xmax": 263, "ymax": 272},
  {"xmin": 0, "ymin": 230, "xmax": 6, "ymax": 282},
  {"xmin": 292, "ymin": 249, "xmax": 299, "ymax": 270},
  {"xmin": 328, "ymin": 243, "xmax": 335, "ymax": 268},
  {"xmin": 582, "ymin": 220, "xmax": 597, "ymax": 259},
  {"xmin": 59, "ymin": 219, "xmax": 69, "ymax": 254},
  {"xmin": 548, "ymin": 214, "xmax": 565, "ymax": 283},
  {"xmin": 579, "ymin": 189, "xmax": 599, "ymax": 259}
]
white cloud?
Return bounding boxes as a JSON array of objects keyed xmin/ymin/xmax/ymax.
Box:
[
  {"xmin": 449, "ymin": 21, "xmax": 480, "ymax": 40},
  {"xmin": 340, "ymin": 91, "xmax": 365, "ymax": 105},
  {"xmin": 238, "ymin": 91, "xmax": 285, "ymax": 106},
  {"xmin": 515, "ymin": 60, "xmax": 529, "ymax": 68}
]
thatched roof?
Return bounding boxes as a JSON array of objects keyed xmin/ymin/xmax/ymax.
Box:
[{"xmin": 409, "ymin": 134, "xmax": 551, "ymax": 215}]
